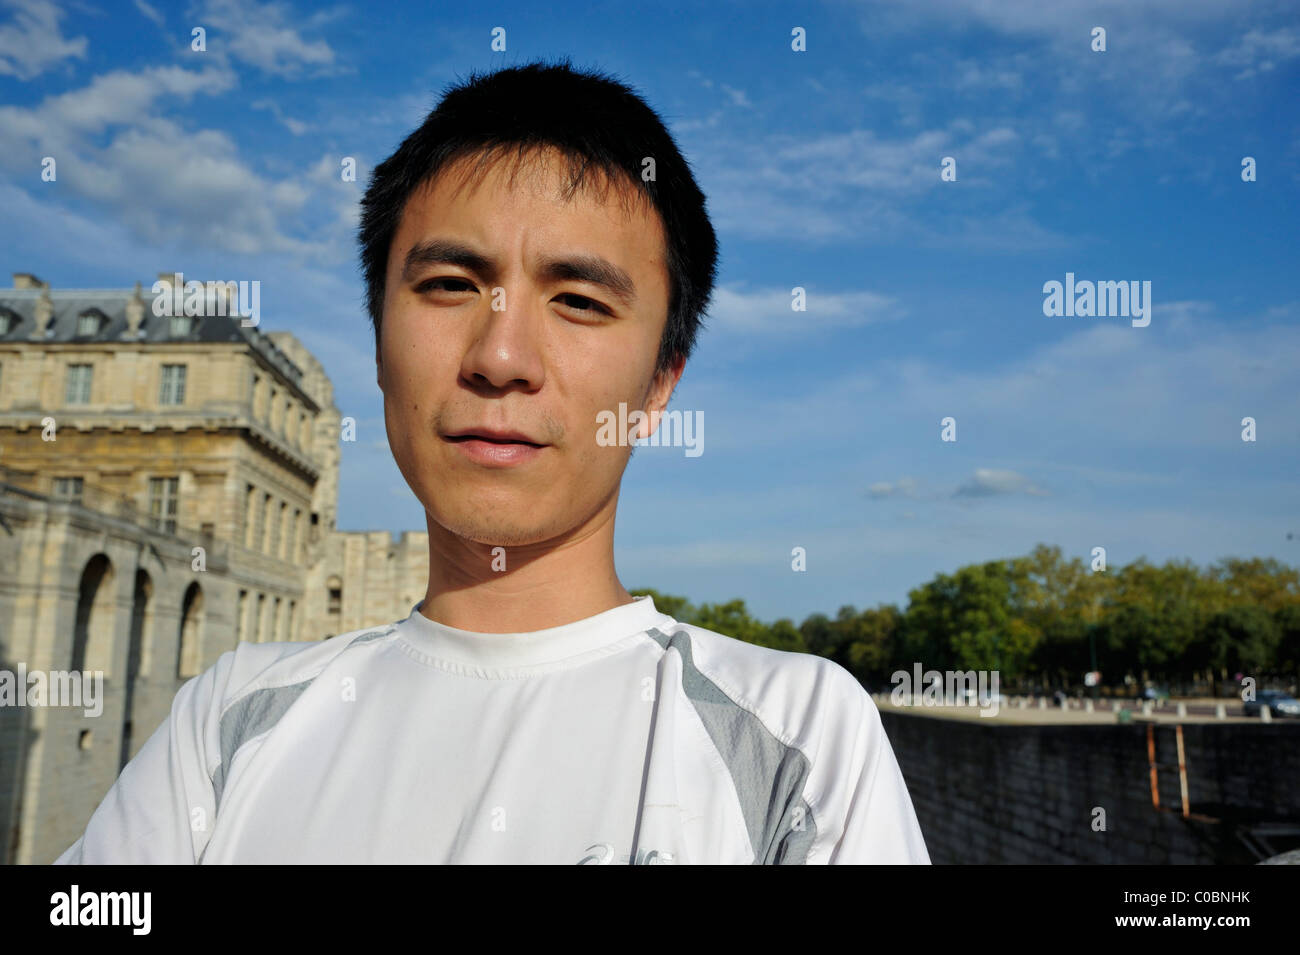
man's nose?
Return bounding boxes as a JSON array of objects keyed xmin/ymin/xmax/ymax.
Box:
[{"xmin": 458, "ymin": 284, "xmax": 547, "ymax": 392}]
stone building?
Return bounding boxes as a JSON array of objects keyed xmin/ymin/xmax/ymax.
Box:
[{"xmin": 0, "ymin": 272, "xmax": 428, "ymax": 863}]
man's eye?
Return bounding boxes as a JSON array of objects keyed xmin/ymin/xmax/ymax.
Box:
[
  {"xmin": 556, "ymin": 293, "xmax": 608, "ymax": 315},
  {"xmin": 416, "ymin": 278, "xmax": 474, "ymax": 294}
]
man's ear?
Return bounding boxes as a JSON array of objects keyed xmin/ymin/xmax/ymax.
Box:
[{"xmin": 647, "ymin": 355, "xmax": 685, "ymax": 416}]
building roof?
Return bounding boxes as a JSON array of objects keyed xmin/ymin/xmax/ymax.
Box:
[{"xmin": 0, "ymin": 286, "xmax": 304, "ymax": 389}]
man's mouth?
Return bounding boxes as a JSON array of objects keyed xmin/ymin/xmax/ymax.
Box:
[
  {"xmin": 442, "ymin": 428, "xmax": 549, "ymax": 467},
  {"xmin": 443, "ymin": 428, "xmax": 545, "ymax": 447}
]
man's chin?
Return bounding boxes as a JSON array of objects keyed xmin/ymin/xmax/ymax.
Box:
[{"xmin": 428, "ymin": 509, "xmax": 558, "ymax": 549}]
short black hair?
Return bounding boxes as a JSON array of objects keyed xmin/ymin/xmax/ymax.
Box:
[{"xmin": 358, "ymin": 58, "xmax": 719, "ymax": 377}]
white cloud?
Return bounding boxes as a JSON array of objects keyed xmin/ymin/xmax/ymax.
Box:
[
  {"xmin": 691, "ymin": 121, "xmax": 1047, "ymax": 248},
  {"xmin": 1215, "ymin": 27, "xmax": 1300, "ymax": 79},
  {"xmin": 688, "ymin": 301, "xmax": 1300, "ymax": 462},
  {"xmin": 251, "ymin": 98, "xmax": 310, "ymax": 135},
  {"xmin": 867, "ymin": 0, "xmax": 1233, "ymax": 38},
  {"xmin": 869, "ymin": 477, "xmax": 921, "ymax": 498},
  {"xmin": 17, "ymin": 64, "xmax": 236, "ymax": 136},
  {"xmin": 847, "ymin": 0, "xmax": 1293, "ymax": 131},
  {"xmin": 134, "ymin": 0, "xmax": 165, "ymax": 28},
  {"xmin": 195, "ymin": 0, "xmax": 339, "ymax": 77},
  {"xmin": 0, "ymin": 0, "xmax": 87, "ymax": 79},
  {"xmin": 719, "ymin": 83, "xmax": 752, "ymax": 108},
  {"xmin": 0, "ymin": 63, "xmax": 351, "ymax": 259},
  {"xmin": 706, "ymin": 284, "xmax": 901, "ymax": 337},
  {"xmin": 953, "ymin": 468, "xmax": 1049, "ymax": 498}
]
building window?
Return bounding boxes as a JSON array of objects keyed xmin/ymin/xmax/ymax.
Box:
[
  {"xmin": 76, "ymin": 310, "xmax": 105, "ymax": 336},
  {"xmin": 255, "ymin": 593, "xmax": 265, "ymax": 642},
  {"xmin": 148, "ymin": 476, "xmax": 180, "ymax": 534},
  {"xmin": 169, "ymin": 315, "xmax": 192, "ymax": 337},
  {"xmin": 244, "ymin": 484, "xmax": 256, "ymax": 547},
  {"xmin": 53, "ymin": 476, "xmax": 83, "ymax": 504},
  {"xmin": 270, "ymin": 500, "xmax": 284, "ymax": 557},
  {"xmin": 327, "ymin": 576, "xmax": 342, "ymax": 615},
  {"xmin": 237, "ymin": 590, "xmax": 249, "ymax": 644},
  {"xmin": 65, "ymin": 364, "xmax": 93, "ymax": 404},
  {"xmin": 289, "ymin": 508, "xmax": 301, "ymax": 563},
  {"xmin": 260, "ymin": 493, "xmax": 271, "ymax": 552},
  {"xmin": 159, "ymin": 364, "xmax": 187, "ymax": 405},
  {"xmin": 268, "ymin": 387, "xmax": 276, "ymax": 426},
  {"xmin": 287, "ymin": 600, "xmax": 296, "ymax": 642}
]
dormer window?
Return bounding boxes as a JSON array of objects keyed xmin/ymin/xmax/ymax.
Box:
[
  {"xmin": 169, "ymin": 314, "xmax": 193, "ymax": 337},
  {"xmin": 0, "ymin": 307, "xmax": 19, "ymax": 335},
  {"xmin": 76, "ymin": 308, "xmax": 108, "ymax": 336}
]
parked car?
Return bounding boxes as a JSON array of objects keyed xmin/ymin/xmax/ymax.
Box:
[
  {"xmin": 1136, "ymin": 685, "xmax": 1170, "ymax": 701},
  {"xmin": 1243, "ymin": 690, "xmax": 1300, "ymax": 718}
]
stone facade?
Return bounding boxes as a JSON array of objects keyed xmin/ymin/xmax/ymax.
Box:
[{"xmin": 0, "ymin": 273, "xmax": 428, "ymax": 863}]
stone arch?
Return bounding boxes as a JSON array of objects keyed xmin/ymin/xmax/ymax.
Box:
[
  {"xmin": 119, "ymin": 568, "xmax": 153, "ymax": 770},
  {"xmin": 177, "ymin": 581, "xmax": 204, "ymax": 679},
  {"xmin": 128, "ymin": 568, "xmax": 153, "ymax": 675},
  {"xmin": 71, "ymin": 553, "xmax": 115, "ymax": 676}
]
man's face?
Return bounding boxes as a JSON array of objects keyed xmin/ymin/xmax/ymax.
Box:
[{"xmin": 377, "ymin": 148, "xmax": 680, "ymax": 548}]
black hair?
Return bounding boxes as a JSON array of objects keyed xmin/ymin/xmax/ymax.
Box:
[{"xmin": 358, "ymin": 57, "xmax": 718, "ymax": 377}]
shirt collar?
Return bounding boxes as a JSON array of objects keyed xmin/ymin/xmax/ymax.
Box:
[{"xmin": 397, "ymin": 593, "xmax": 674, "ymax": 669}]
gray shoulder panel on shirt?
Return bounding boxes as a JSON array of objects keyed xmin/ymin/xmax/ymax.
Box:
[
  {"xmin": 210, "ymin": 678, "xmax": 312, "ymax": 809},
  {"xmin": 209, "ymin": 624, "xmax": 399, "ymax": 810},
  {"xmin": 646, "ymin": 626, "xmax": 818, "ymax": 864}
]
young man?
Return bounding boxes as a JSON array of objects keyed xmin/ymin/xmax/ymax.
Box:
[{"xmin": 56, "ymin": 60, "xmax": 929, "ymax": 864}]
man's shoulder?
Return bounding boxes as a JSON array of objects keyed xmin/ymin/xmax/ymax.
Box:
[
  {"xmin": 195, "ymin": 620, "xmax": 404, "ymax": 712},
  {"xmin": 648, "ymin": 619, "xmax": 875, "ymax": 750}
]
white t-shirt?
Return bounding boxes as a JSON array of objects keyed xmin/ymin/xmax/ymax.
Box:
[{"xmin": 55, "ymin": 594, "xmax": 930, "ymax": 864}]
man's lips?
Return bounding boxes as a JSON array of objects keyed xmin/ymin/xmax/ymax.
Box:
[
  {"xmin": 442, "ymin": 428, "xmax": 546, "ymax": 447},
  {"xmin": 441, "ymin": 428, "xmax": 549, "ymax": 467}
]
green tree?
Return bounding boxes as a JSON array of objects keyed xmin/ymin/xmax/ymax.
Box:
[
  {"xmin": 1195, "ymin": 605, "xmax": 1281, "ymax": 679},
  {"xmin": 628, "ymin": 587, "xmax": 695, "ymax": 622},
  {"xmin": 900, "ymin": 561, "xmax": 1040, "ymax": 679},
  {"xmin": 1275, "ymin": 603, "xmax": 1300, "ymax": 678},
  {"xmin": 844, "ymin": 604, "xmax": 903, "ymax": 687}
]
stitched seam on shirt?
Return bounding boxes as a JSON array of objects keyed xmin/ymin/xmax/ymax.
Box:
[
  {"xmin": 209, "ymin": 726, "xmax": 276, "ymax": 822},
  {"xmin": 206, "ymin": 628, "xmax": 394, "ymax": 787},
  {"xmin": 393, "ymin": 631, "xmax": 650, "ymax": 678},
  {"xmin": 213, "ymin": 625, "xmax": 397, "ymax": 726},
  {"xmin": 654, "ymin": 630, "xmax": 821, "ymax": 862},
  {"xmin": 673, "ymin": 640, "xmax": 827, "ymax": 836},
  {"xmin": 659, "ymin": 645, "xmax": 757, "ymax": 861}
]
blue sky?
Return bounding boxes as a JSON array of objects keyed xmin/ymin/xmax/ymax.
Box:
[{"xmin": 2, "ymin": 0, "xmax": 1297, "ymax": 623}]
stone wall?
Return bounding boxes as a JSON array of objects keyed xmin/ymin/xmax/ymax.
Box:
[{"xmin": 881, "ymin": 710, "xmax": 1300, "ymax": 864}]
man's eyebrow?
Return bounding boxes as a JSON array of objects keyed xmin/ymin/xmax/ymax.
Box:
[
  {"xmin": 538, "ymin": 253, "xmax": 638, "ymax": 306},
  {"xmin": 401, "ymin": 238, "xmax": 638, "ymax": 306},
  {"xmin": 402, "ymin": 239, "xmax": 492, "ymax": 281}
]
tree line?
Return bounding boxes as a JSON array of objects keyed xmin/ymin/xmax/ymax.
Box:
[{"xmin": 634, "ymin": 545, "xmax": 1300, "ymax": 695}]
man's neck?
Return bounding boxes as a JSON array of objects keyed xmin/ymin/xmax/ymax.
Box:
[{"xmin": 418, "ymin": 503, "xmax": 634, "ymax": 633}]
